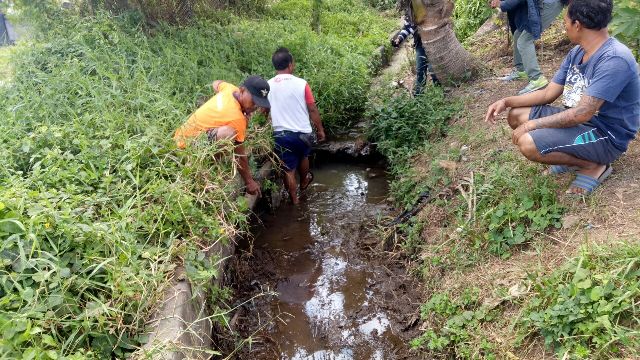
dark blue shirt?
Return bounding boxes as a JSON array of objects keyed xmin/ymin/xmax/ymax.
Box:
[{"xmin": 552, "ymin": 38, "xmax": 640, "ymax": 152}]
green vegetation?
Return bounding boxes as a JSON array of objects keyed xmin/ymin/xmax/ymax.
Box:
[
  {"xmin": 519, "ymin": 243, "xmax": 640, "ymax": 359},
  {"xmin": 411, "ymin": 288, "xmax": 498, "ymax": 359},
  {"xmin": 459, "ymin": 153, "xmax": 564, "ymax": 258},
  {"xmin": 453, "ymin": 0, "xmax": 493, "ymax": 41},
  {"xmin": 611, "ymin": 0, "xmax": 640, "ymax": 58},
  {"xmin": 367, "ymin": 86, "xmax": 462, "ymax": 207},
  {"xmin": 0, "ymin": 0, "xmax": 393, "ymax": 357},
  {"xmin": 364, "ymin": 0, "xmax": 396, "ymax": 11}
]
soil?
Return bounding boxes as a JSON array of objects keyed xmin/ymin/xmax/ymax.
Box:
[{"xmin": 386, "ymin": 19, "xmax": 640, "ymax": 359}]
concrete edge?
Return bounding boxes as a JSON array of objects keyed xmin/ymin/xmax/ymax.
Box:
[{"xmin": 135, "ymin": 162, "xmax": 274, "ymax": 360}]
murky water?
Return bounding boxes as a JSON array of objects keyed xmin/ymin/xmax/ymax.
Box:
[{"xmin": 250, "ymin": 163, "xmax": 405, "ymax": 359}]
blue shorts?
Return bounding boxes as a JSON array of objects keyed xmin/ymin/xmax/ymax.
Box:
[
  {"xmin": 274, "ymin": 131, "xmax": 313, "ymax": 171},
  {"xmin": 528, "ymin": 105, "xmax": 623, "ymax": 165}
]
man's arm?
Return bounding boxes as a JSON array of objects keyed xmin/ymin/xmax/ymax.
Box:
[
  {"xmin": 505, "ymin": 82, "xmax": 564, "ymax": 108},
  {"xmin": 531, "ymin": 95, "xmax": 605, "ymax": 129},
  {"xmin": 485, "ymin": 83, "xmax": 564, "ymax": 123},
  {"xmin": 391, "ymin": 22, "xmax": 416, "ymax": 47},
  {"xmin": 307, "ymin": 103, "xmax": 326, "ymax": 142},
  {"xmin": 234, "ymin": 143, "xmax": 261, "ymax": 196}
]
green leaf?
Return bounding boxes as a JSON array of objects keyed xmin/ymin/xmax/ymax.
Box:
[
  {"xmin": 596, "ymin": 314, "xmax": 612, "ymax": 329},
  {"xmin": 0, "ymin": 219, "xmax": 26, "ymax": 234},
  {"xmin": 22, "ymin": 348, "xmax": 37, "ymax": 360},
  {"xmin": 575, "ymin": 279, "xmax": 592, "ymax": 289},
  {"xmin": 21, "ymin": 287, "xmax": 35, "ymax": 301},
  {"xmin": 590, "ymin": 286, "xmax": 604, "ymax": 301},
  {"xmin": 42, "ymin": 334, "xmax": 58, "ymax": 347},
  {"xmin": 59, "ymin": 268, "xmax": 71, "ymax": 278}
]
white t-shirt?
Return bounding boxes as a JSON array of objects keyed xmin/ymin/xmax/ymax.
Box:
[{"xmin": 267, "ymin": 74, "xmax": 315, "ymax": 133}]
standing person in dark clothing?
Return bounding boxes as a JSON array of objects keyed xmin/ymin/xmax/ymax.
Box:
[
  {"xmin": 491, "ymin": 0, "xmax": 565, "ymax": 94},
  {"xmin": 391, "ymin": 0, "xmax": 440, "ymax": 95}
]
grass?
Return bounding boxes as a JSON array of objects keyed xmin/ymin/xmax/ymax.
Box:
[
  {"xmin": 0, "ymin": 1, "xmax": 395, "ymax": 357},
  {"xmin": 518, "ymin": 242, "xmax": 640, "ymax": 359},
  {"xmin": 373, "ymin": 24, "xmax": 639, "ymax": 357}
]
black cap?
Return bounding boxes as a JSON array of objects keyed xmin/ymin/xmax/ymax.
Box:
[{"xmin": 242, "ymin": 76, "xmax": 271, "ymax": 108}]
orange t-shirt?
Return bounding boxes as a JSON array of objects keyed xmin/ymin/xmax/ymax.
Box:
[{"xmin": 173, "ymin": 82, "xmax": 247, "ymax": 148}]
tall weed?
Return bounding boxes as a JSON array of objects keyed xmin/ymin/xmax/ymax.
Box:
[{"xmin": 453, "ymin": 0, "xmax": 493, "ymax": 41}]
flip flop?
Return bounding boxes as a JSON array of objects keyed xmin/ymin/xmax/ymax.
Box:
[
  {"xmin": 566, "ymin": 165, "xmax": 612, "ymax": 195},
  {"xmin": 547, "ymin": 165, "xmax": 579, "ymax": 175},
  {"xmin": 300, "ymin": 171, "xmax": 314, "ymax": 191}
]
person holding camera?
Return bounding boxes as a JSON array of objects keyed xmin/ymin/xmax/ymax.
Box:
[
  {"xmin": 391, "ymin": 0, "xmax": 440, "ymax": 96},
  {"xmin": 267, "ymin": 47, "xmax": 326, "ymax": 205},
  {"xmin": 491, "ymin": 0, "xmax": 564, "ymax": 94}
]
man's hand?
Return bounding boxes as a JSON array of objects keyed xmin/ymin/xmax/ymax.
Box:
[
  {"xmin": 245, "ymin": 179, "xmax": 261, "ymax": 197},
  {"xmin": 316, "ymin": 129, "xmax": 326, "ymax": 143},
  {"xmin": 512, "ymin": 121, "xmax": 536, "ymax": 144},
  {"xmin": 485, "ymin": 99, "xmax": 507, "ymax": 124},
  {"xmin": 490, "ymin": 0, "xmax": 500, "ymax": 8},
  {"xmin": 212, "ymin": 80, "xmax": 223, "ymax": 93}
]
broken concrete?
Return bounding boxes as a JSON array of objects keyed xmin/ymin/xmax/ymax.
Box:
[{"xmin": 137, "ymin": 163, "xmax": 274, "ymax": 359}]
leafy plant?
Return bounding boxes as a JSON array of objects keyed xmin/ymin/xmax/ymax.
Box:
[
  {"xmin": 519, "ymin": 243, "xmax": 640, "ymax": 359},
  {"xmin": 459, "ymin": 153, "xmax": 564, "ymax": 257},
  {"xmin": 411, "ymin": 288, "xmax": 498, "ymax": 359},
  {"xmin": 367, "ymin": 86, "xmax": 462, "ymax": 206},
  {"xmin": 611, "ymin": 0, "xmax": 640, "ymax": 59}
]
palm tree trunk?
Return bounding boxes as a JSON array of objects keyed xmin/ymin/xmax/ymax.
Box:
[{"xmin": 418, "ymin": 0, "xmax": 478, "ymax": 84}]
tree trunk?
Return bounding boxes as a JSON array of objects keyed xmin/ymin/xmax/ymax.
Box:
[{"xmin": 418, "ymin": 0, "xmax": 478, "ymax": 84}]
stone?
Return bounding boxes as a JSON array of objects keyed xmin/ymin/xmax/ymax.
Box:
[
  {"xmin": 438, "ymin": 160, "xmax": 458, "ymax": 171},
  {"xmin": 562, "ymin": 214, "xmax": 580, "ymax": 229}
]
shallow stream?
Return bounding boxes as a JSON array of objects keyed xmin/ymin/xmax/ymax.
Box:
[{"xmin": 238, "ymin": 162, "xmax": 411, "ymax": 359}]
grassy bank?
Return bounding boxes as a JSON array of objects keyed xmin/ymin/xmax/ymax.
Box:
[
  {"xmin": 0, "ymin": 1, "xmax": 394, "ymax": 357},
  {"xmin": 370, "ymin": 20, "xmax": 640, "ymax": 359}
]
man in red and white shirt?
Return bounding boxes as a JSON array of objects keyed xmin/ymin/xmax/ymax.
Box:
[{"xmin": 268, "ymin": 47, "xmax": 326, "ymax": 204}]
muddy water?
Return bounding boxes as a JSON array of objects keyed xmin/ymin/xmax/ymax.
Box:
[{"xmin": 249, "ymin": 163, "xmax": 407, "ymax": 359}]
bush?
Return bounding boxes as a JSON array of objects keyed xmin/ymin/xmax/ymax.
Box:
[
  {"xmin": 411, "ymin": 288, "xmax": 498, "ymax": 359},
  {"xmin": 367, "ymin": 86, "xmax": 462, "ymax": 207},
  {"xmin": 611, "ymin": 0, "xmax": 640, "ymax": 59},
  {"xmin": 460, "ymin": 153, "xmax": 564, "ymax": 257}
]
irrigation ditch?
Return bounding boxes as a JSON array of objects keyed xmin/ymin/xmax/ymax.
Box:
[
  {"xmin": 138, "ymin": 45, "xmax": 419, "ymax": 359},
  {"xmin": 139, "ymin": 135, "xmax": 424, "ymax": 359}
]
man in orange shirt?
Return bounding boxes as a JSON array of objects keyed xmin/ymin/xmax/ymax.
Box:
[{"xmin": 174, "ymin": 76, "xmax": 271, "ymax": 195}]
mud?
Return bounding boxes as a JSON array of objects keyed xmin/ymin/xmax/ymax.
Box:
[{"xmin": 226, "ymin": 163, "xmax": 422, "ymax": 359}]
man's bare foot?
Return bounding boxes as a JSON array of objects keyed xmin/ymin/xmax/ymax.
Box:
[
  {"xmin": 567, "ymin": 164, "xmax": 609, "ymax": 195},
  {"xmin": 300, "ymin": 171, "xmax": 314, "ymax": 191}
]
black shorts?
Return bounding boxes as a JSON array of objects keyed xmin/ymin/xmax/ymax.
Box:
[{"xmin": 528, "ymin": 105, "xmax": 623, "ymax": 165}]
